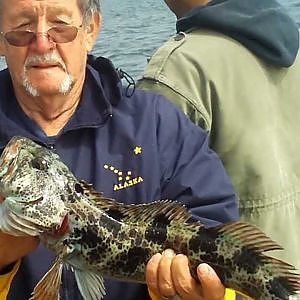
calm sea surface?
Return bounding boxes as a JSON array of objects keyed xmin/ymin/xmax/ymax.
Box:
[{"xmin": 0, "ymin": 0, "xmax": 299, "ymax": 79}]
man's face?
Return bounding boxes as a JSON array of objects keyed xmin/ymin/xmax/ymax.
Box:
[
  {"xmin": 163, "ymin": 0, "xmax": 210, "ymax": 18},
  {"xmin": 164, "ymin": 0, "xmax": 176, "ymax": 12},
  {"xmin": 0, "ymin": 0, "xmax": 99, "ymax": 97},
  {"xmin": 163, "ymin": 0, "xmax": 188, "ymax": 18}
]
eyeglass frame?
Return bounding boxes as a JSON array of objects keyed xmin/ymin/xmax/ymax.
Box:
[{"xmin": 0, "ymin": 23, "xmax": 83, "ymax": 47}]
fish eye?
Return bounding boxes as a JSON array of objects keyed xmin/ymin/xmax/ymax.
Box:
[
  {"xmin": 31, "ymin": 158, "xmax": 48, "ymax": 171},
  {"xmin": 74, "ymin": 183, "xmax": 84, "ymax": 194}
]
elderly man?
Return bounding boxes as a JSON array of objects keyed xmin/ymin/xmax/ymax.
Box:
[
  {"xmin": 138, "ymin": 1, "xmax": 300, "ymax": 298},
  {"xmin": 0, "ymin": 0, "xmax": 239, "ymax": 300}
]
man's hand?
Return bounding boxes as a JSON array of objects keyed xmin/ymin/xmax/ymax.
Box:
[
  {"xmin": 0, "ymin": 194, "xmax": 39, "ymax": 271},
  {"xmin": 146, "ymin": 249, "xmax": 225, "ymax": 300}
]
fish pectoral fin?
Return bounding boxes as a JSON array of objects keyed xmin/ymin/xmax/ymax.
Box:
[
  {"xmin": 74, "ymin": 268, "xmax": 106, "ymax": 300},
  {"xmin": 30, "ymin": 258, "xmax": 63, "ymax": 300},
  {"xmin": 0, "ymin": 202, "xmax": 40, "ymax": 236}
]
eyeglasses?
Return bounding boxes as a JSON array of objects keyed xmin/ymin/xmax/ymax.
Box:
[{"xmin": 0, "ymin": 24, "xmax": 82, "ymax": 47}]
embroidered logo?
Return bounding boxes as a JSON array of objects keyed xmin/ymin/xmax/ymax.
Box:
[
  {"xmin": 133, "ymin": 146, "xmax": 142, "ymax": 155},
  {"xmin": 103, "ymin": 164, "xmax": 144, "ymax": 191}
]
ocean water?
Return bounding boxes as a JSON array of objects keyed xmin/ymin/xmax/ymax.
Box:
[
  {"xmin": 93, "ymin": 0, "xmax": 300, "ymax": 79},
  {"xmin": 0, "ymin": 0, "xmax": 299, "ymax": 79}
]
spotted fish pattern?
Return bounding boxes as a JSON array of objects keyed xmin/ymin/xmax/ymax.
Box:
[{"xmin": 0, "ymin": 136, "xmax": 299, "ymax": 300}]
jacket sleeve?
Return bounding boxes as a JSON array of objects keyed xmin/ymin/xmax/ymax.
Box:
[
  {"xmin": 156, "ymin": 97, "xmax": 239, "ymax": 227},
  {"xmin": 149, "ymin": 287, "xmax": 237, "ymax": 300},
  {"xmin": 0, "ymin": 260, "xmax": 21, "ymax": 300}
]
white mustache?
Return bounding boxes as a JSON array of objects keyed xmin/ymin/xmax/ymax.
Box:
[{"xmin": 24, "ymin": 53, "xmax": 67, "ymax": 71}]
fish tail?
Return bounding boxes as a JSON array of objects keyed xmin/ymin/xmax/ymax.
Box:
[{"xmin": 189, "ymin": 221, "xmax": 300, "ymax": 299}]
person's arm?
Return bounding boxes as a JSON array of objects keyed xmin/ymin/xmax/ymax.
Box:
[
  {"xmin": 0, "ymin": 195, "xmax": 39, "ymax": 270},
  {"xmin": 0, "ymin": 232, "xmax": 39, "ymax": 271},
  {"xmin": 0, "ymin": 260, "xmax": 21, "ymax": 300},
  {"xmin": 149, "ymin": 288, "xmax": 236, "ymax": 300},
  {"xmin": 0, "ymin": 196, "xmax": 39, "ymax": 298}
]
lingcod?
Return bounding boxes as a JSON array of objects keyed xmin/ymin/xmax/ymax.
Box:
[{"xmin": 0, "ymin": 136, "xmax": 299, "ymax": 300}]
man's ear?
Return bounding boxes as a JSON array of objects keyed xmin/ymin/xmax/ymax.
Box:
[{"xmin": 85, "ymin": 13, "xmax": 101, "ymax": 52}]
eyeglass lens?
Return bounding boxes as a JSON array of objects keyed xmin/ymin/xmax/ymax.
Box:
[{"xmin": 4, "ymin": 25, "xmax": 79, "ymax": 47}]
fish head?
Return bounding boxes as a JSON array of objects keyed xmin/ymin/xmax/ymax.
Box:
[{"xmin": 0, "ymin": 136, "xmax": 72, "ymax": 236}]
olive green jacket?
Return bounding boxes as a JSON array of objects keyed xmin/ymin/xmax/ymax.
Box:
[{"xmin": 137, "ymin": 29, "xmax": 300, "ymax": 277}]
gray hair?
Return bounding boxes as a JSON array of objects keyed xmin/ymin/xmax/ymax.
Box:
[
  {"xmin": 78, "ymin": 0, "xmax": 101, "ymax": 25},
  {"xmin": 0, "ymin": 0, "xmax": 101, "ymax": 27}
]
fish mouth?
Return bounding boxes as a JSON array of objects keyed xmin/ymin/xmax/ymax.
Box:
[
  {"xmin": 51, "ymin": 214, "xmax": 70, "ymax": 237},
  {"xmin": 17, "ymin": 196, "xmax": 44, "ymax": 205}
]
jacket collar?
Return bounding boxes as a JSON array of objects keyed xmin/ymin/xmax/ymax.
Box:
[{"xmin": 0, "ymin": 55, "xmax": 123, "ymax": 148}]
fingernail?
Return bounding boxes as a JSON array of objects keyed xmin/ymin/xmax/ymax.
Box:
[
  {"xmin": 149, "ymin": 253, "xmax": 162, "ymax": 264},
  {"xmin": 162, "ymin": 249, "xmax": 175, "ymax": 257},
  {"xmin": 197, "ymin": 263, "xmax": 212, "ymax": 276}
]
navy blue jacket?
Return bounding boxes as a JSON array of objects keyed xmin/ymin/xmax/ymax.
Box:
[{"xmin": 0, "ymin": 56, "xmax": 239, "ymax": 300}]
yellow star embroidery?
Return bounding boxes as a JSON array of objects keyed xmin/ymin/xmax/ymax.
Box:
[{"xmin": 134, "ymin": 146, "xmax": 142, "ymax": 155}]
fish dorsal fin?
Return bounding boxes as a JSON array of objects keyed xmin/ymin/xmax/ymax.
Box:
[
  {"xmin": 30, "ymin": 258, "xmax": 63, "ymax": 300},
  {"xmin": 79, "ymin": 180, "xmax": 123, "ymax": 210},
  {"xmin": 79, "ymin": 180, "xmax": 192, "ymax": 224},
  {"xmin": 116, "ymin": 200, "xmax": 193, "ymax": 224},
  {"xmin": 214, "ymin": 221, "xmax": 283, "ymax": 252},
  {"xmin": 74, "ymin": 268, "xmax": 106, "ymax": 300}
]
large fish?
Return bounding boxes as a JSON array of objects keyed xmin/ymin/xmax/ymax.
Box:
[{"xmin": 0, "ymin": 136, "xmax": 299, "ymax": 300}]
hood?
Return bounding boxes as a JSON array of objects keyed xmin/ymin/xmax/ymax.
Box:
[
  {"xmin": 176, "ymin": 0, "xmax": 299, "ymax": 67},
  {"xmin": 87, "ymin": 55, "xmax": 123, "ymax": 106}
]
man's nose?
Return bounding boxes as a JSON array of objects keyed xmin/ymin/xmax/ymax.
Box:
[{"xmin": 30, "ymin": 32, "xmax": 55, "ymax": 53}]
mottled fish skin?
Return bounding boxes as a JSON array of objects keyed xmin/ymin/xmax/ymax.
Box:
[{"xmin": 0, "ymin": 136, "xmax": 300, "ymax": 300}]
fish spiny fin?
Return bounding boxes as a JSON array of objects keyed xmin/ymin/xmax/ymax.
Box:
[
  {"xmin": 79, "ymin": 180, "xmax": 124, "ymax": 210},
  {"xmin": 115, "ymin": 200, "xmax": 193, "ymax": 224},
  {"xmin": 30, "ymin": 258, "xmax": 63, "ymax": 300},
  {"xmin": 79, "ymin": 180, "xmax": 193, "ymax": 224},
  {"xmin": 74, "ymin": 268, "xmax": 106, "ymax": 300}
]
